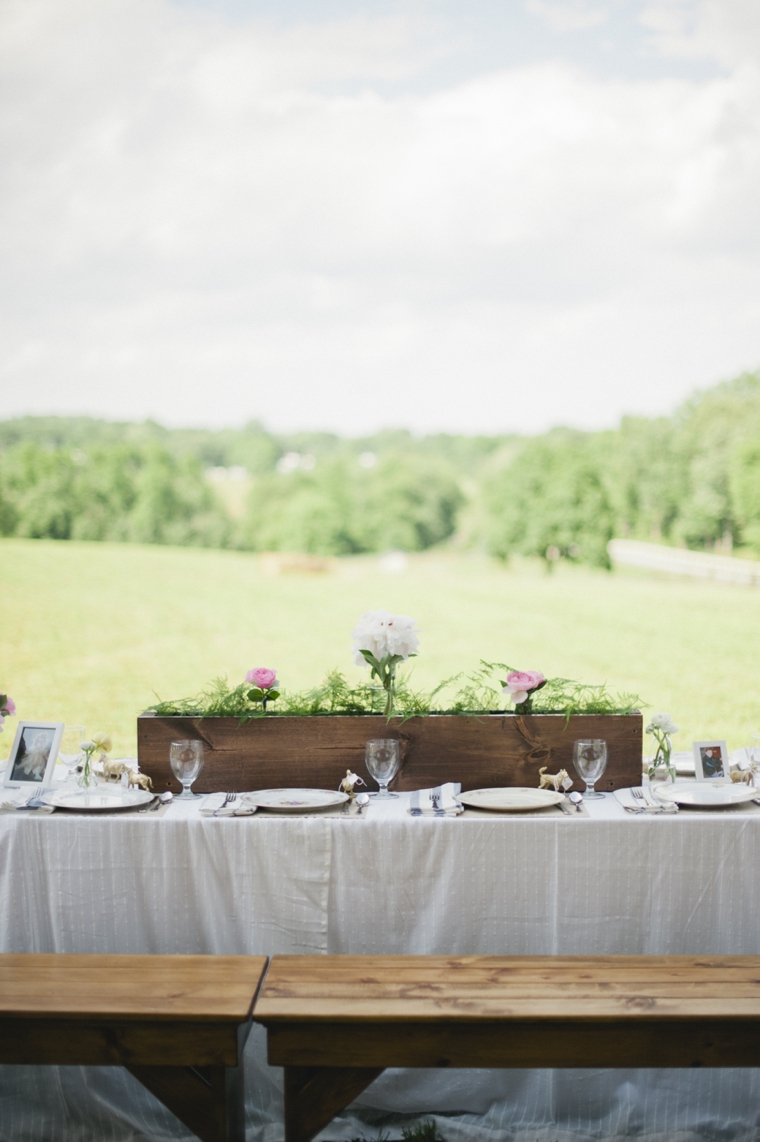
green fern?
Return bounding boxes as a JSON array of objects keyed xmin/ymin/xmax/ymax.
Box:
[{"xmin": 147, "ymin": 662, "xmax": 642, "ymax": 720}]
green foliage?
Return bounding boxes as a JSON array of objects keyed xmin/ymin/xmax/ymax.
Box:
[
  {"xmin": 729, "ymin": 437, "xmax": 760, "ymax": 554},
  {"xmin": 401, "ymin": 1122, "xmax": 445, "ymax": 1142},
  {"xmin": 148, "ymin": 663, "xmax": 641, "ymax": 720},
  {"xmin": 3, "ymin": 369, "xmax": 760, "ymax": 563},
  {"xmin": 0, "ymin": 441, "xmax": 229, "ymax": 547},
  {"xmin": 486, "ymin": 433, "xmax": 615, "ymax": 569},
  {"xmin": 240, "ymin": 455, "xmax": 464, "ymax": 555}
]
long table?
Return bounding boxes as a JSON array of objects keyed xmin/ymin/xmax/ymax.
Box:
[{"xmin": 2, "ymin": 790, "xmax": 760, "ymax": 1140}]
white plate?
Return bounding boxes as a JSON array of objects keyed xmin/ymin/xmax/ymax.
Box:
[
  {"xmin": 457, "ymin": 787, "xmax": 565, "ymax": 812},
  {"xmin": 241, "ymin": 788, "xmax": 349, "ymax": 812},
  {"xmin": 42, "ymin": 786, "xmax": 155, "ymax": 812},
  {"xmin": 654, "ymin": 781, "xmax": 758, "ymax": 809}
]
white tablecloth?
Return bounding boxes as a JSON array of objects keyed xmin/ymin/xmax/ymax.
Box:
[{"xmin": 2, "ymin": 789, "xmax": 760, "ymax": 1141}]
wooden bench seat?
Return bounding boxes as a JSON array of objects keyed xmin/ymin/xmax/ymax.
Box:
[
  {"xmin": 0, "ymin": 953, "xmax": 268, "ymax": 1142},
  {"xmin": 253, "ymin": 953, "xmax": 760, "ymax": 1142}
]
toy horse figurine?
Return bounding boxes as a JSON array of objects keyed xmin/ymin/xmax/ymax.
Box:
[{"xmin": 128, "ymin": 771, "xmax": 153, "ymax": 792}]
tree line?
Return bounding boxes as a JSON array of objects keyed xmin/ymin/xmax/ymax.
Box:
[{"xmin": 1, "ymin": 370, "xmax": 759, "ymax": 565}]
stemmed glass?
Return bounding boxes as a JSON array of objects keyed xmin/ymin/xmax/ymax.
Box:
[
  {"xmin": 170, "ymin": 741, "xmax": 205, "ymax": 800},
  {"xmin": 365, "ymin": 739, "xmax": 400, "ymax": 799},
  {"xmin": 59, "ymin": 725, "xmax": 87, "ymax": 784},
  {"xmin": 573, "ymin": 739, "xmax": 608, "ymax": 799}
]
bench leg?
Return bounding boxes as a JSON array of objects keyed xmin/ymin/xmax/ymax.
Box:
[
  {"xmin": 283, "ymin": 1065, "xmax": 384, "ymax": 1142},
  {"xmin": 127, "ymin": 1062, "xmax": 245, "ymax": 1142}
]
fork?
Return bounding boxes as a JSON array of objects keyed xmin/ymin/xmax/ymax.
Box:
[
  {"xmin": 628, "ymin": 787, "xmax": 653, "ymax": 813},
  {"xmin": 214, "ymin": 791, "xmax": 237, "ymax": 816},
  {"xmin": 632, "ymin": 786, "xmax": 673, "ymax": 813}
]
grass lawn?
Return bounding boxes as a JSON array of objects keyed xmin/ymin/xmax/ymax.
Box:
[{"xmin": 0, "ymin": 537, "xmax": 756, "ymax": 758}]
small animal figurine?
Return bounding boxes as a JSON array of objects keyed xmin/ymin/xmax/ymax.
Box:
[
  {"xmin": 128, "ymin": 770, "xmax": 153, "ymax": 792},
  {"xmin": 103, "ymin": 759, "xmax": 127, "ymax": 782},
  {"xmin": 339, "ymin": 770, "xmax": 367, "ymax": 799},
  {"xmin": 731, "ymin": 769, "xmax": 753, "ymax": 786},
  {"xmin": 538, "ymin": 766, "xmax": 571, "ymax": 793}
]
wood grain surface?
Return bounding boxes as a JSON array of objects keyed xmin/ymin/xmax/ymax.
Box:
[
  {"xmin": 258, "ymin": 953, "xmax": 760, "ymax": 1142},
  {"xmin": 0, "ymin": 954, "xmax": 268, "ymax": 1021},
  {"xmin": 255, "ymin": 954, "xmax": 760, "ymax": 1022},
  {"xmin": 138, "ymin": 712, "xmax": 642, "ymax": 794}
]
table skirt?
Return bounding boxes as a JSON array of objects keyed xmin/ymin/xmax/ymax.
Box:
[{"xmin": 2, "ymin": 806, "xmax": 759, "ymax": 1141}]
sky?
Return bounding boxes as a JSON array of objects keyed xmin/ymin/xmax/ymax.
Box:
[{"xmin": 1, "ymin": 0, "xmax": 759, "ymax": 436}]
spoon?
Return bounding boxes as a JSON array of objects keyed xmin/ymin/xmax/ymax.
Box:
[
  {"xmin": 355, "ymin": 793, "xmax": 370, "ymax": 817},
  {"xmin": 568, "ymin": 791, "xmax": 584, "ymax": 813}
]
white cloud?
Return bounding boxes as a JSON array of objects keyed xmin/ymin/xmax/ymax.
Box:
[
  {"xmin": 0, "ymin": 0, "xmax": 759, "ymax": 434},
  {"xmin": 525, "ymin": 0, "xmax": 611, "ymax": 34}
]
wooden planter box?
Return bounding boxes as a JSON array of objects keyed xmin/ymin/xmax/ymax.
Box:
[{"xmin": 137, "ymin": 712, "xmax": 643, "ymax": 795}]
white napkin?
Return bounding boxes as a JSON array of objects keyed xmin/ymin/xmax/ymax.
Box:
[
  {"xmin": 200, "ymin": 793, "xmax": 257, "ymax": 817},
  {"xmin": 0, "ymin": 789, "xmax": 55, "ymax": 814},
  {"xmin": 408, "ymin": 782, "xmax": 463, "ymax": 817}
]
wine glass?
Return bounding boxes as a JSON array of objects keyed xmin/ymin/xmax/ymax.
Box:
[
  {"xmin": 573, "ymin": 739, "xmax": 608, "ymax": 799},
  {"xmin": 59, "ymin": 725, "xmax": 87, "ymax": 784},
  {"xmin": 169, "ymin": 741, "xmax": 205, "ymax": 799},
  {"xmin": 365, "ymin": 739, "xmax": 400, "ymax": 799}
]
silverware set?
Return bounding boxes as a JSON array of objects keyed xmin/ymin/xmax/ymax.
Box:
[{"xmin": 624, "ymin": 786, "xmax": 676, "ymax": 814}]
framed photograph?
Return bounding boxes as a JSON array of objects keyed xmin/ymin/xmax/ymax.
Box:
[
  {"xmin": 692, "ymin": 740, "xmax": 729, "ymax": 782},
  {"xmin": 2, "ymin": 722, "xmax": 63, "ymax": 788}
]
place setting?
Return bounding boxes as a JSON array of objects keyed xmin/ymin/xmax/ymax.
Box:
[{"xmin": 617, "ymin": 732, "xmax": 760, "ymax": 815}]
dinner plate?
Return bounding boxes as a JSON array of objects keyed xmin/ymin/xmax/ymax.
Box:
[
  {"xmin": 241, "ymin": 788, "xmax": 349, "ymax": 812},
  {"xmin": 654, "ymin": 781, "xmax": 758, "ymax": 809},
  {"xmin": 457, "ymin": 787, "xmax": 565, "ymax": 812},
  {"xmin": 42, "ymin": 786, "xmax": 155, "ymax": 812}
]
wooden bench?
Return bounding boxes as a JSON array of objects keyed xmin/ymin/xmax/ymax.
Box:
[
  {"xmin": 253, "ymin": 953, "xmax": 760, "ymax": 1142},
  {"xmin": 0, "ymin": 953, "xmax": 268, "ymax": 1142}
]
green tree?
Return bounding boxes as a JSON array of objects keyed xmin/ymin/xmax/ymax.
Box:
[
  {"xmin": 729, "ymin": 437, "xmax": 760, "ymax": 553},
  {"xmin": 487, "ymin": 434, "xmax": 615, "ymax": 569}
]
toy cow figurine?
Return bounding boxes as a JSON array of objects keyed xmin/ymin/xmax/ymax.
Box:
[{"xmin": 538, "ymin": 766, "xmax": 571, "ymax": 793}]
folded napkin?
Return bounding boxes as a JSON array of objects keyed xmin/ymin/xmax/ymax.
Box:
[
  {"xmin": 200, "ymin": 793, "xmax": 257, "ymax": 817},
  {"xmin": 614, "ymin": 786, "xmax": 678, "ymax": 814},
  {"xmin": 408, "ymin": 782, "xmax": 463, "ymax": 817},
  {"xmin": 0, "ymin": 788, "xmax": 55, "ymax": 814}
]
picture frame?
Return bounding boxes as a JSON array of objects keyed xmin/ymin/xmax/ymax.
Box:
[
  {"xmin": 692, "ymin": 740, "xmax": 729, "ymax": 783},
  {"xmin": 2, "ymin": 722, "xmax": 64, "ymax": 788}
]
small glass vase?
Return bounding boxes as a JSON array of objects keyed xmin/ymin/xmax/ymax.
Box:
[
  {"xmin": 649, "ymin": 755, "xmax": 676, "ymax": 783},
  {"xmin": 77, "ymin": 754, "xmax": 97, "ymax": 789}
]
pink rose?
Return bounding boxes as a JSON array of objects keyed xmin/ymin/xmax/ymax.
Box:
[
  {"xmin": 246, "ymin": 668, "xmax": 278, "ymax": 690},
  {"xmin": 503, "ymin": 670, "xmax": 545, "ymax": 705},
  {"xmin": 5, "ymin": 697, "xmax": 16, "ymax": 716}
]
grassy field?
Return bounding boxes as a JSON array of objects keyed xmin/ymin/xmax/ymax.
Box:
[{"xmin": 1, "ymin": 537, "xmax": 757, "ymax": 758}]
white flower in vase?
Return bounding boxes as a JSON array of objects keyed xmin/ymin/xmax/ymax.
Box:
[{"xmin": 351, "ymin": 610, "xmax": 420, "ymax": 717}]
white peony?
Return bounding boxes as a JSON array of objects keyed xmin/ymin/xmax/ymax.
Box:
[
  {"xmin": 352, "ymin": 610, "xmax": 420, "ymax": 665},
  {"xmin": 648, "ymin": 712, "xmax": 678, "ymax": 735}
]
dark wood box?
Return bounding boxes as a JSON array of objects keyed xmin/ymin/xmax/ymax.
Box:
[{"xmin": 137, "ymin": 712, "xmax": 642, "ymax": 794}]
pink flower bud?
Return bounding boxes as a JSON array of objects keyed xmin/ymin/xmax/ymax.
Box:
[
  {"xmin": 505, "ymin": 670, "xmax": 545, "ymax": 694},
  {"xmin": 245, "ymin": 668, "xmax": 278, "ymax": 690}
]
